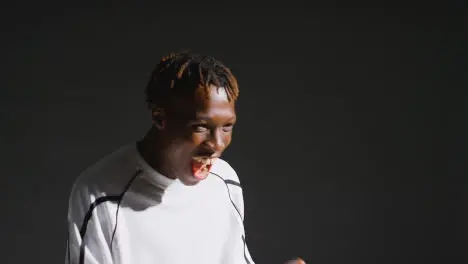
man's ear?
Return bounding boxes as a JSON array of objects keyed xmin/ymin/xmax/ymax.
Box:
[{"xmin": 150, "ymin": 106, "xmax": 166, "ymax": 130}]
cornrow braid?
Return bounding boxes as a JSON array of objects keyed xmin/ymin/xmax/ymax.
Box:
[{"xmin": 145, "ymin": 51, "xmax": 239, "ymax": 109}]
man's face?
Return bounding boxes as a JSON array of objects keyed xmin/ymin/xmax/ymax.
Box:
[{"xmin": 159, "ymin": 85, "xmax": 236, "ymax": 185}]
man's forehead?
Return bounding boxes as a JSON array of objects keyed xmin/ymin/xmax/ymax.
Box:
[
  {"xmin": 195, "ymin": 85, "xmax": 229, "ymax": 101},
  {"xmin": 167, "ymin": 86, "xmax": 235, "ymax": 119},
  {"xmin": 173, "ymin": 85, "xmax": 229, "ymax": 105}
]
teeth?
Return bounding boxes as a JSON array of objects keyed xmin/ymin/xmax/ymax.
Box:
[{"xmin": 193, "ymin": 157, "xmax": 215, "ymax": 165}]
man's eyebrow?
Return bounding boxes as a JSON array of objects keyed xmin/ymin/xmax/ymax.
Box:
[
  {"xmin": 194, "ymin": 114, "xmax": 211, "ymax": 120},
  {"xmin": 188, "ymin": 115, "xmax": 210, "ymax": 122},
  {"xmin": 191, "ymin": 114, "xmax": 237, "ymax": 122}
]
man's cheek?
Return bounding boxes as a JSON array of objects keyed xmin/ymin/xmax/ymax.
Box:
[
  {"xmin": 190, "ymin": 134, "xmax": 207, "ymax": 146},
  {"xmin": 222, "ymin": 135, "xmax": 232, "ymax": 148},
  {"xmin": 175, "ymin": 141, "xmax": 197, "ymax": 156}
]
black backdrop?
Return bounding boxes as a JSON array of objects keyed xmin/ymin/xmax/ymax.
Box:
[{"xmin": 1, "ymin": 1, "xmax": 463, "ymax": 264}]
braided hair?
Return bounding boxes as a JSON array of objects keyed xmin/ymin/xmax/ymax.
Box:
[{"xmin": 145, "ymin": 51, "xmax": 239, "ymax": 109}]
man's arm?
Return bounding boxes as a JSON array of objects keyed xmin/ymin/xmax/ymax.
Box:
[
  {"xmin": 220, "ymin": 161, "xmax": 256, "ymax": 264},
  {"xmin": 232, "ymin": 184, "xmax": 256, "ymax": 264},
  {"xmin": 65, "ymin": 183, "xmax": 114, "ymax": 264}
]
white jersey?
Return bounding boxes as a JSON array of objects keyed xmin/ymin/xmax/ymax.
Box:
[{"xmin": 65, "ymin": 144, "xmax": 255, "ymax": 264}]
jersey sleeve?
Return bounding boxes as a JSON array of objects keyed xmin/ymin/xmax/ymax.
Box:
[
  {"xmin": 232, "ymin": 179, "xmax": 256, "ymax": 264},
  {"xmin": 65, "ymin": 183, "xmax": 115, "ymax": 264},
  {"xmin": 221, "ymin": 162, "xmax": 256, "ymax": 264}
]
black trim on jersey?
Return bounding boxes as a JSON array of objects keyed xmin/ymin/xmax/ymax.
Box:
[
  {"xmin": 78, "ymin": 169, "xmax": 142, "ymax": 264},
  {"xmin": 224, "ymin": 179, "xmax": 241, "ymax": 188},
  {"xmin": 67, "ymin": 227, "xmax": 71, "ymax": 264},
  {"xmin": 210, "ymin": 172, "xmax": 243, "ymax": 221},
  {"xmin": 78, "ymin": 195, "xmax": 120, "ymax": 264},
  {"xmin": 110, "ymin": 169, "xmax": 143, "ymax": 253},
  {"xmin": 210, "ymin": 171, "xmax": 251, "ymax": 264},
  {"xmin": 242, "ymin": 235, "xmax": 252, "ymax": 264}
]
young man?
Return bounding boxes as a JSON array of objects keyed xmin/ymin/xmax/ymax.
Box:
[{"xmin": 65, "ymin": 52, "xmax": 304, "ymax": 264}]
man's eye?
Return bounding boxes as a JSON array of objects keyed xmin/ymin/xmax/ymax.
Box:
[
  {"xmin": 192, "ymin": 124, "xmax": 209, "ymax": 132},
  {"xmin": 223, "ymin": 124, "xmax": 234, "ymax": 132}
]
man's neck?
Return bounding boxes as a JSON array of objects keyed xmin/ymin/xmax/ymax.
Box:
[{"xmin": 137, "ymin": 129, "xmax": 175, "ymax": 179}]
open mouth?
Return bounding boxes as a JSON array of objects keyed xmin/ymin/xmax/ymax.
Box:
[{"xmin": 191, "ymin": 157, "xmax": 217, "ymax": 180}]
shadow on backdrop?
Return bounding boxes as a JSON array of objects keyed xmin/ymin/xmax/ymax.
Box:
[{"xmin": 0, "ymin": 2, "xmax": 461, "ymax": 264}]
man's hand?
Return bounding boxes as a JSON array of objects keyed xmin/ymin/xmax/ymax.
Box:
[{"xmin": 284, "ymin": 258, "xmax": 306, "ymax": 264}]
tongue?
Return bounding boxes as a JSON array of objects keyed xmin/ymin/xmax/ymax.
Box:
[{"xmin": 191, "ymin": 160, "xmax": 212, "ymax": 180}]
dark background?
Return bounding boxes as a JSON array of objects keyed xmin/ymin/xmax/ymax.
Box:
[{"xmin": 1, "ymin": 1, "xmax": 463, "ymax": 264}]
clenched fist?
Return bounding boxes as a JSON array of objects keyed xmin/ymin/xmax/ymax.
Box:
[{"xmin": 284, "ymin": 258, "xmax": 306, "ymax": 264}]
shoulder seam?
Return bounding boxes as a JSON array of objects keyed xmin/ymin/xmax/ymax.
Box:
[
  {"xmin": 210, "ymin": 171, "xmax": 242, "ymax": 188},
  {"xmin": 210, "ymin": 171, "xmax": 243, "ymax": 221},
  {"xmin": 210, "ymin": 171, "xmax": 250, "ymax": 264},
  {"xmin": 77, "ymin": 169, "xmax": 142, "ymax": 264}
]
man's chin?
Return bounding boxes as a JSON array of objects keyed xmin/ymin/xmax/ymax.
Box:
[
  {"xmin": 178, "ymin": 174, "xmax": 204, "ymax": 186},
  {"xmin": 176, "ymin": 165, "xmax": 211, "ymax": 186}
]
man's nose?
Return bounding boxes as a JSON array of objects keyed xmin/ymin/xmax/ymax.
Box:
[{"xmin": 205, "ymin": 129, "xmax": 226, "ymax": 152}]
